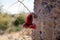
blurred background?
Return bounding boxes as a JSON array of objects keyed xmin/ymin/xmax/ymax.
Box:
[{"xmin": 0, "ymin": 0, "xmax": 34, "ymax": 35}]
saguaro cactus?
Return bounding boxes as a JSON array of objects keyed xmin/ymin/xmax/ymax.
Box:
[{"xmin": 33, "ymin": 0, "xmax": 60, "ymax": 40}]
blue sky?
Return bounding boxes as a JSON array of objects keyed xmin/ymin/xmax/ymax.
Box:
[{"xmin": 0, "ymin": 0, "xmax": 34, "ymax": 14}]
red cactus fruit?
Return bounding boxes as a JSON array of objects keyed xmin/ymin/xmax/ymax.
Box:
[
  {"xmin": 26, "ymin": 13, "xmax": 33, "ymax": 25},
  {"xmin": 30, "ymin": 24, "xmax": 36, "ymax": 30},
  {"xmin": 23, "ymin": 13, "xmax": 36, "ymax": 30},
  {"xmin": 23, "ymin": 23, "xmax": 33, "ymax": 28}
]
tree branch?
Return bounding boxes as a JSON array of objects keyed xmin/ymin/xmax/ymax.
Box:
[{"xmin": 18, "ymin": 0, "xmax": 31, "ymax": 13}]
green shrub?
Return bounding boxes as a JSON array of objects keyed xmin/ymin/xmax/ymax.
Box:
[
  {"xmin": 0, "ymin": 22, "xmax": 8, "ymax": 31},
  {"xmin": 17, "ymin": 17, "xmax": 25, "ymax": 24},
  {"xmin": 13, "ymin": 19, "xmax": 20, "ymax": 26},
  {"xmin": 13, "ymin": 14, "xmax": 25, "ymax": 26}
]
